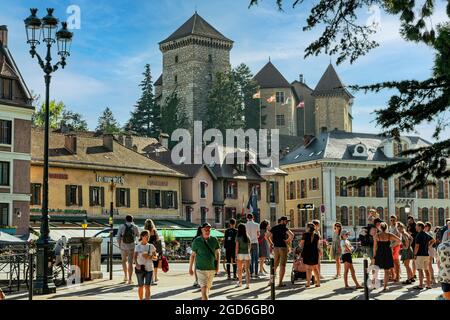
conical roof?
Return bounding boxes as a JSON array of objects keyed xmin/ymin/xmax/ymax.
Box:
[
  {"xmin": 160, "ymin": 12, "xmax": 232, "ymax": 44},
  {"xmin": 253, "ymin": 61, "xmax": 291, "ymax": 89},
  {"xmin": 312, "ymin": 63, "xmax": 354, "ymax": 98}
]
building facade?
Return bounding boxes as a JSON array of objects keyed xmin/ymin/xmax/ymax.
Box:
[
  {"xmin": 0, "ymin": 25, "xmax": 34, "ymax": 235},
  {"xmin": 281, "ymin": 131, "xmax": 450, "ymax": 239},
  {"xmin": 156, "ymin": 12, "xmax": 233, "ymax": 125},
  {"xmin": 30, "ymin": 129, "xmax": 186, "ymax": 223}
]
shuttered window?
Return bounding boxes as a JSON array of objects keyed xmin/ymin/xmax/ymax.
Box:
[
  {"xmin": 89, "ymin": 186, "xmax": 104, "ymax": 207},
  {"xmin": 116, "ymin": 188, "xmax": 130, "ymax": 208},
  {"xmin": 30, "ymin": 183, "xmax": 42, "ymax": 205},
  {"xmin": 138, "ymin": 189, "xmax": 148, "ymax": 208},
  {"xmin": 66, "ymin": 185, "xmax": 82, "ymax": 206}
]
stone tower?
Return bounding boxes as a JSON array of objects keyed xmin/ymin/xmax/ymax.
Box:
[
  {"xmin": 157, "ymin": 13, "xmax": 233, "ymax": 126},
  {"xmin": 312, "ymin": 63, "xmax": 353, "ymax": 136}
]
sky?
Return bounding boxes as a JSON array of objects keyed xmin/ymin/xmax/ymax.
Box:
[{"xmin": 1, "ymin": 0, "xmax": 448, "ymax": 142}]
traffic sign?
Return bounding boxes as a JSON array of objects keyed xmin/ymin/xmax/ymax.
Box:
[
  {"xmin": 297, "ymin": 203, "xmax": 314, "ymax": 210},
  {"xmin": 320, "ymin": 204, "xmax": 326, "ymax": 213}
]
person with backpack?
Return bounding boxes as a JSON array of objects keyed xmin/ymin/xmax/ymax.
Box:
[
  {"xmin": 189, "ymin": 222, "xmax": 220, "ymax": 300},
  {"xmin": 224, "ymin": 218, "xmax": 238, "ymax": 280},
  {"xmin": 117, "ymin": 215, "xmax": 140, "ymax": 284}
]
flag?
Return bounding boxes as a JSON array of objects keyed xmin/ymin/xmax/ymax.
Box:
[
  {"xmin": 282, "ymin": 97, "xmax": 292, "ymax": 105},
  {"xmin": 252, "ymin": 91, "xmax": 261, "ymax": 99},
  {"xmin": 246, "ymin": 186, "xmax": 259, "ymax": 218},
  {"xmin": 267, "ymin": 95, "xmax": 276, "ymax": 103},
  {"xmin": 296, "ymin": 101, "xmax": 305, "ymax": 109}
]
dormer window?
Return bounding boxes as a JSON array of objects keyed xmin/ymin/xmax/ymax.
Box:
[
  {"xmin": 0, "ymin": 78, "xmax": 13, "ymax": 100},
  {"xmin": 352, "ymin": 143, "xmax": 368, "ymax": 157},
  {"xmin": 393, "ymin": 140, "xmax": 408, "ymax": 157}
]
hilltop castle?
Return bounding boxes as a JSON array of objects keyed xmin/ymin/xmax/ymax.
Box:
[{"xmin": 155, "ymin": 13, "xmax": 354, "ymax": 137}]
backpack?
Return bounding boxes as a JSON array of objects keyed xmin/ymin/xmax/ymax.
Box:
[{"xmin": 122, "ymin": 224, "xmax": 135, "ymax": 244}]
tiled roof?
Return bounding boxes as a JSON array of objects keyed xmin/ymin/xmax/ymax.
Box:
[
  {"xmin": 253, "ymin": 61, "xmax": 291, "ymax": 89},
  {"xmin": 31, "ymin": 128, "xmax": 185, "ymax": 178},
  {"xmin": 280, "ymin": 130, "xmax": 431, "ymax": 166},
  {"xmin": 312, "ymin": 63, "xmax": 354, "ymax": 99},
  {"xmin": 160, "ymin": 12, "xmax": 232, "ymax": 44}
]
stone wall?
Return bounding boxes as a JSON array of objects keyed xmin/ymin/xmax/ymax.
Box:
[{"xmin": 314, "ymin": 96, "xmax": 351, "ymax": 135}]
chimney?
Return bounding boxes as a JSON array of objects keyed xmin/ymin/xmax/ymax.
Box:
[
  {"xmin": 64, "ymin": 134, "xmax": 77, "ymax": 154},
  {"xmin": 159, "ymin": 133, "xmax": 169, "ymax": 149},
  {"xmin": 103, "ymin": 134, "xmax": 114, "ymax": 152},
  {"xmin": 125, "ymin": 134, "xmax": 133, "ymax": 149},
  {"xmin": 299, "ymin": 74, "xmax": 304, "ymax": 83},
  {"xmin": 0, "ymin": 25, "xmax": 7, "ymax": 46}
]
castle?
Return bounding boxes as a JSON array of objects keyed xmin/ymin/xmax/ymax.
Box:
[{"xmin": 155, "ymin": 12, "xmax": 354, "ymax": 137}]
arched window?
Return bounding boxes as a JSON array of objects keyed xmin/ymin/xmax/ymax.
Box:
[
  {"xmin": 298, "ymin": 208, "xmax": 307, "ymax": 227},
  {"xmin": 358, "ymin": 185, "xmax": 365, "ymax": 197},
  {"xmin": 422, "ymin": 208, "xmax": 429, "ymax": 222},
  {"xmin": 376, "ymin": 178, "xmax": 384, "ymax": 197},
  {"xmin": 359, "ymin": 207, "xmax": 367, "ymax": 226},
  {"xmin": 340, "ymin": 177, "xmax": 347, "ymax": 197},
  {"xmin": 438, "ymin": 181, "xmax": 444, "ymax": 199},
  {"xmin": 341, "ymin": 206, "xmax": 348, "ymax": 226},
  {"xmin": 289, "ymin": 181, "xmax": 295, "ymax": 200},
  {"xmin": 300, "ymin": 180, "xmax": 306, "ymax": 198},
  {"xmin": 438, "ymin": 208, "xmax": 445, "ymax": 226},
  {"xmin": 377, "ymin": 207, "xmax": 384, "ymax": 221},
  {"xmin": 312, "ymin": 178, "xmax": 317, "ymax": 190},
  {"xmin": 399, "ymin": 207, "xmax": 408, "ymax": 224}
]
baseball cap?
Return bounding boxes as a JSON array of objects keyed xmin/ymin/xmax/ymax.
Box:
[
  {"xmin": 201, "ymin": 222, "xmax": 212, "ymax": 229},
  {"xmin": 342, "ymin": 229, "xmax": 350, "ymax": 235},
  {"xmin": 279, "ymin": 216, "xmax": 290, "ymax": 222}
]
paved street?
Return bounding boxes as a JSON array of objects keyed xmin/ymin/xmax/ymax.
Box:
[{"xmin": 7, "ymin": 259, "xmax": 442, "ymax": 300}]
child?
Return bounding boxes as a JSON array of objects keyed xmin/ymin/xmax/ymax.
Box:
[{"xmin": 341, "ymin": 230, "xmax": 363, "ymax": 290}]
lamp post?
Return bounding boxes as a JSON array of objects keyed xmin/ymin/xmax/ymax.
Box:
[
  {"xmin": 81, "ymin": 220, "xmax": 88, "ymax": 239},
  {"xmin": 24, "ymin": 8, "xmax": 73, "ymax": 294}
]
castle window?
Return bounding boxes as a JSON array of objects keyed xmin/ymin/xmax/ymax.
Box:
[
  {"xmin": 175, "ymin": 75, "xmax": 178, "ymax": 83},
  {"xmin": 208, "ymin": 74, "xmax": 212, "ymax": 81},
  {"xmin": 276, "ymin": 92, "xmax": 285, "ymax": 103},
  {"xmin": 276, "ymin": 115, "xmax": 285, "ymax": 126},
  {"xmin": 208, "ymin": 54, "xmax": 212, "ymax": 62},
  {"xmin": 175, "ymin": 55, "xmax": 179, "ymax": 63}
]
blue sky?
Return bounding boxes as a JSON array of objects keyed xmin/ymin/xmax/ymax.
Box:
[{"xmin": 1, "ymin": 0, "xmax": 448, "ymax": 141}]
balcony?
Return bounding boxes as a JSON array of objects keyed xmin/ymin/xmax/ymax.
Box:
[{"xmin": 395, "ymin": 191, "xmax": 416, "ymax": 198}]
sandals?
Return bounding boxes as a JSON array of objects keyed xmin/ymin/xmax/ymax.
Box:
[
  {"xmin": 355, "ymin": 285, "xmax": 363, "ymax": 289},
  {"xmin": 412, "ymin": 286, "xmax": 423, "ymax": 290},
  {"xmin": 344, "ymin": 286, "xmax": 353, "ymax": 290}
]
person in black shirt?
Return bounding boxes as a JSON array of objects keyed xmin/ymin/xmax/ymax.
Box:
[
  {"xmin": 407, "ymin": 215, "xmax": 418, "ymax": 279},
  {"xmin": 413, "ymin": 221, "xmax": 435, "ymax": 290},
  {"xmin": 224, "ymin": 218, "xmax": 238, "ymax": 280}
]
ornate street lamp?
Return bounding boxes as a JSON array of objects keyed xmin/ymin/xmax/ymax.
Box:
[{"xmin": 24, "ymin": 8, "xmax": 73, "ymax": 295}]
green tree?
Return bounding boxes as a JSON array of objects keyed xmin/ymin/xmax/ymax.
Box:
[
  {"xmin": 32, "ymin": 100, "xmax": 65, "ymax": 129},
  {"xmin": 160, "ymin": 91, "xmax": 190, "ymax": 148},
  {"xmin": 96, "ymin": 107, "xmax": 121, "ymax": 134},
  {"xmin": 60, "ymin": 110, "xmax": 88, "ymax": 132},
  {"xmin": 233, "ymin": 63, "xmax": 266, "ymax": 130},
  {"xmin": 206, "ymin": 70, "xmax": 245, "ymax": 133},
  {"xmin": 127, "ymin": 64, "xmax": 161, "ymax": 138},
  {"xmin": 249, "ymin": 0, "xmax": 450, "ymax": 190}
]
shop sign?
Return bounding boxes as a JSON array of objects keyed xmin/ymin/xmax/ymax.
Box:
[
  {"xmin": 96, "ymin": 175, "xmax": 124, "ymax": 184},
  {"xmin": 148, "ymin": 179, "xmax": 168, "ymax": 187}
]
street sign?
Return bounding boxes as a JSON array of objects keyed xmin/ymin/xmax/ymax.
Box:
[
  {"xmin": 297, "ymin": 203, "xmax": 314, "ymax": 210},
  {"xmin": 320, "ymin": 204, "xmax": 326, "ymax": 213}
]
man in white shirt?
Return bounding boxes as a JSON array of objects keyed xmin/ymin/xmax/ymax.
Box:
[{"xmin": 246, "ymin": 213, "xmax": 260, "ymax": 278}]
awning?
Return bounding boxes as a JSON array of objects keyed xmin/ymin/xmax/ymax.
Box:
[
  {"xmin": 162, "ymin": 229, "xmax": 224, "ymax": 239},
  {"xmin": 0, "ymin": 231, "xmax": 27, "ymax": 245}
]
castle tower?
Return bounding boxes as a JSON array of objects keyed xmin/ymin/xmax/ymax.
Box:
[
  {"xmin": 158, "ymin": 13, "xmax": 233, "ymax": 126},
  {"xmin": 253, "ymin": 61, "xmax": 297, "ymax": 136},
  {"xmin": 312, "ymin": 63, "xmax": 353, "ymax": 136}
]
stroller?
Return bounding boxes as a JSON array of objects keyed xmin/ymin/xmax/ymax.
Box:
[{"xmin": 291, "ymin": 247, "xmax": 315, "ymax": 285}]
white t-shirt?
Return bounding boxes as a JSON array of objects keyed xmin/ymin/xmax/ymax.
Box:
[
  {"xmin": 341, "ymin": 239, "xmax": 352, "ymax": 254},
  {"xmin": 246, "ymin": 221, "xmax": 260, "ymax": 244},
  {"xmin": 135, "ymin": 243, "xmax": 156, "ymax": 272}
]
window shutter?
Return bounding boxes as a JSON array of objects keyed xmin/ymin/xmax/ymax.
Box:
[
  {"xmin": 224, "ymin": 181, "xmax": 228, "ymax": 200},
  {"xmin": 418, "ymin": 207, "xmax": 422, "ymax": 222},
  {"xmin": 116, "ymin": 188, "xmax": 120, "ymax": 207},
  {"xmin": 174, "ymin": 191, "xmax": 178, "ymax": 209},
  {"xmin": 266, "ymin": 182, "xmax": 270, "ymax": 203},
  {"xmin": 30, "ymin": 184, "xmax": 34, "ymax": 205},
  {"xmin": 138, "ymin": 189, "xmax": 143, "ymax": 208},
  {"xmin": 348, "ymin": 176, "xmax": 353, "ymax": 197},
  {"xmin": 65, "ymin": 185, "xmax": 70, "ymax": 206},
  {"xmin": 100, "ymin": 187, "xmax": 105, "ymax": 207},
  {"xmin": 149, "ymin": 190, "xmax": 155, "ymax": 208},
  {"xmin": 446, "ymin": 207, "xmax": 449, "ymax": 220},
  {"xmin": 348, "ymin": 206, "xmax": 353, "ymax": 226},
  {"xmin": 336, "ymin": 206, "xmax": 341, "ymax": 224},
  {"xmin": 89, "ymin": 187, "xmax": 94, "ymax": 207},
  {"xmin": 309, "ymin": 179, "xmax": 312, "ymax": 190},
  {"xmin": 77, "ymin": 186, "xmax": 83, "ymax": 206},
  {"xmin": 445, "ymin": 180, "xmax": 449, "ymax": 199},
  {"xmin": 335, "ymin": 177, "xmax": 340, "ymax": 196},
  {"xmin": 317, "ymin": 177, "xmax": 320, "ymax": 190},
  {"xmin": 286, "ymin": 182, "xmax": 289, "ymax": 200},
  {"xmin": 275, "ymin": 182, "xmax": 279, "ymax": 203},
  {"xmin": 296, "ymin": 180, "xmax": 300, "ymax": 199},
  {"xmin": 233, "ymin": 182, "xmax": 238, "ymax": 199},
  {"xmin": 126, "ymin": 189, "xmax": 131, "ymax": 208},
  {"xmin": 162, "ymin": 191, "xmax": 168, "ymax": 209}
]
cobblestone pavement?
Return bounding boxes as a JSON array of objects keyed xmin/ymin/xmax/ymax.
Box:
[{"xmin": 7, "ymin": 259, "xmax": 442, "ymax": 300}]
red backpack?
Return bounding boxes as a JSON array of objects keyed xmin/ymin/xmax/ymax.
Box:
[{"xmin": 161, "ymin": 256, "xmax": 169, "ymax": 273}]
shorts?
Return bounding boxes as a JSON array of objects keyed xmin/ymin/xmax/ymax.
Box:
[
  {"xmin": 120, "ymin": 249, "xmax": 134, "ymax": 264},
  {"xmin": 442, "ymin": 283, "xmax": 450, "ymax": 293},
  {"xmin": 341, "ymin": 253, "xmax": 353, "ymax": 264},
  {"xmin": 237, "ymin": 254, "xmax": 250, "ymax": 261},
  {"xmin": 273, "ymin": 247, "xmax": 288, "ymax": 268},
  {"xmin": 197, "ymin": 270, "xmax": 216, "ymax": 289},
  {"xmin": 136, "ymin": 270, "xmax": 153, "ymax": 286},
  {"xmin": 416, "ymin": 256, "xmax": 431, "ymax": 270}
]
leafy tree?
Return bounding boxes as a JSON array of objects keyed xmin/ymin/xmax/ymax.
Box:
[
  {"xmin": 33, "ymin": 100, "xmax": 66, "ymax": 129},
  {"xmin": 127, "ymin": 64, "xmax": 161, "ymax": 138},
  {"xmin": 60, "ymin": 110, "xmax": 88, "ymax": 132},
  {"xmin": 233, "ymin": 63, "xmax": 266, "ymax": 130},
  {"xmin": 249, "ymin": 0, "xmax": 450, "ymax": 190},
  {"xmin": 206, "ymin": 70, "xmax": 245, "ymax": 133},
  {"xmin": 160, "ymin": 91, "xmax": 190, "ymax": 148},
  {"xmin": 96, "ymin": 107, "xmax": 121, "ymax": 134}
]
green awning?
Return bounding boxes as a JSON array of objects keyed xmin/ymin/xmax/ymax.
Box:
[{"xmin": 162, "ymin": 229, "xmax": 224, "ymax": 239}]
